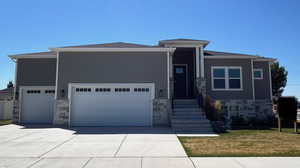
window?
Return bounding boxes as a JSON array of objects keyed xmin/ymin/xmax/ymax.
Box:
[
  {"xmin": 253, "ymin": 69, "xmax": 263, "ymax": 79},
  {"xmin": 212, "ymin": 67, "xmax": 242, "ymax": 90}
]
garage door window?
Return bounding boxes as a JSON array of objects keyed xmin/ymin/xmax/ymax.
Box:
[
  {"xmin": 134, "ymin": 88, "xmax": 149, "ymax": 92},
  {"xmin": 76, "ymin": 88, "xmax": 92, "ymax": 92},
  {"xmin": 27, "ymin": 90, "xmax": 41, "ymax": 94},
  {"xmin": 95, "ymin": 88, "xmax": 111, "ymax": 92},
  {"xmin": 45, "ymin": 90, "xmax": 55, "ymax": 94},
  {"xmin": 115, "ymin": 88, "xmax": 130, "ymax": 92}
]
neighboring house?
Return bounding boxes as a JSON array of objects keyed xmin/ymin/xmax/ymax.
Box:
[
  {"xmin": 9, "ymin": 39, "xmax": 275, "ymax": 130},
  {"xmin": 0, "ymin": 87, "xmax": 14, "ymax": 101}
]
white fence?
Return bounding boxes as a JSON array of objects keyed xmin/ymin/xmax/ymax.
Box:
[{"xmin": 0, "ymin": 101, "xmax": 13, "ymax": 120}]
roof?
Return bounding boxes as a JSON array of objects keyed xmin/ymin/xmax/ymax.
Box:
[
  {"xmin": 204, "ymin": 50, "xmax": 275, "ymax": 61},
  {"xmin": 0, "ymin": 87, "xmax": 14, "ymax": 94},
  {"xmin": 159, "ymin": 38, "xmax": 210, "ymax": 47},
  {"xmin": 60, "ymin": 42, "xmax": 157, "ymax": 48},
  {"xmin": 204, "ymin": 50, "xmax": 257, "ymax": 57},
  {"xmin": 160, "ymin": 38, "xmax": 208, "ymax": 42},
  {"xmin": 9, "ymin": 51, "xmax": 56, "ymax": 59}
]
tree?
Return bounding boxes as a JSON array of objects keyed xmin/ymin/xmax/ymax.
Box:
[
  {"xmin": 7, "ymin": 81, "xmax": 13, "ymax": 88},
  {"xmin": 271, "ymin": 62, "xmax": 288, "ymax": 98}
]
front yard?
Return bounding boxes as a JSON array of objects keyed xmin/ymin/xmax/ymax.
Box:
[
  {"xmin": 0, "ymin": 120, "xmax": 12, "ymax": 126},
  {"xmin": 179, "ymin": 128, "xmax": 300, "ymax": 157}
]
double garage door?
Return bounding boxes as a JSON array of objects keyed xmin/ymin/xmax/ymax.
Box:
[
  {"xmin": 21, "ymin": 84, "xmax": 154, "ymax": 126},
  {"xmin": 70, "ymin": 83, "xmax": 154, "ymax": 126}
]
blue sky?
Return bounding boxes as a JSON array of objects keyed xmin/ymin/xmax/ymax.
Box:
[{"xmin": 0, "ymin": 0, "xmax": 299, "ymax": 98}]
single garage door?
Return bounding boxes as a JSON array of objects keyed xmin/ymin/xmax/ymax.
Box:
[
  {"xmin": 70, "ymin": 83, "xmax": 154, "ymax": 126},
  {"xmin": 20, "ymin": 86, "xmax": 55, "ymax": 124}
]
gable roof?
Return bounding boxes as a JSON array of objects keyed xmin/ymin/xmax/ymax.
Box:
[{"xmin": 60, "ymin": 42, "xmax": 157, "ymax": 48}]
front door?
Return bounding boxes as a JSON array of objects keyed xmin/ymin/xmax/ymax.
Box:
[{"xmin": 174, "ymin": 65, "xmax": 188, "ymax": 98}]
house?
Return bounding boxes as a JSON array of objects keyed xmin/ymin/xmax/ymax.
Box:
[
  {"xmin": 0, "ymin": 87, "xmax": 14, "ymax": 101},
  {"xmin": 9, "ymin": 39, "xmax": 275, "ymax": 130}
]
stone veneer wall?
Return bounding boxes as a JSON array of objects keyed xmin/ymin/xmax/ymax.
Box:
[
  {"xmin": 219, "ymin": 99, "xmax": 274, "ymax": 121},
  {"xmin": 196, "ymin": 77, "xmax": 206, "ymax": 97},
  {"xmin": 12, "ymin": 100, "xmax": 19, "ymax": 123},
  {"xmin": 53, "ymin": 99, "xmax": 69, "ymax": 125},
  {"xmin": 153, "ymin": 99, "xmax": 171, "ymax": 126}
]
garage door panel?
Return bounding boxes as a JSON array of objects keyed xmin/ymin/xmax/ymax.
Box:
[
  {"xmin": 21, "ymin": 87, "xmax": 55, "ymax": 124},
  {"xmin": 70, "ymin": 84, "xmax": 153, "ymax": 126}
]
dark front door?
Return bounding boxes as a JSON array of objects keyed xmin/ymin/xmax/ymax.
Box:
[{"xmin": 174, "ymin": 65, "xmax": 188, "ymax": 98}]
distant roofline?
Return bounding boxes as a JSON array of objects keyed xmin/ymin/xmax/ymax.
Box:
[{"xmin": 50, "ymin": 47, "xmax": 175, "ymax": 52}]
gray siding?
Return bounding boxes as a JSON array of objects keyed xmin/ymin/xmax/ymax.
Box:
[
  {"xmin": 57, "ymin": 52, "xmax": 168, "ymax": 99},
  {"xmin": 205, "ymin": 59, "xmax": 253, "ymax": 100},
  {"xmin": 253, "ymin": 61, "xmax": 271, "ymax": 100},
  {"xmin": 16, "ymin": 59, "xmax": 57, "ymax": 94}
]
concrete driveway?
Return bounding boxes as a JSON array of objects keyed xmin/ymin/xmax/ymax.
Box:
[
  {"xmin": 0, "ymin": 124, "xmax": 188, "ymax": 167},
  {"xmin": 1, "ymin": 124, "xmax": 300, "ymax": 168}
]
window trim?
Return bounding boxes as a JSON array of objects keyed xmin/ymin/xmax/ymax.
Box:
[
  {"xmin": 211, "ymin": 66, "xmax": 243, "ymax": 91},
  {"xmin": 253, "ymin": 68, "xmax": 263, "ymax": 80}
]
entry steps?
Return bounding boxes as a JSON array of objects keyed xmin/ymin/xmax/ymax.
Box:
[{"xmin": 171, "ymin": 99, "xmax": 214, "ymax": 133}]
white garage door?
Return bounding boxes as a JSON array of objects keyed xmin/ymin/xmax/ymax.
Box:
[
  {"xmin": 70, "ymin": 83, "xmax": 154, "ymax": 126},
  {"xmin": 20, "ymin": 86, "xmax": 55, "ymax": 124}
]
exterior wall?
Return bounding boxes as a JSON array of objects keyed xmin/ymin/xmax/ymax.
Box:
[
  {"xmin": 57, "ymin": 52, "xmax": 168, "ymax": 99},
  {"xmin": 14, "ymin": 58, "xmax": 56, "ymax": 123},
  {"xmin": 253, "ymin": 61, "xmax": 272, "ymax": 100},
  {"xmin": 204, "ymin": 59, "xmax": 254, "ymax": 100},
  {"xmin": 16, "ymin": 58, "xmax": 57, "ymax": 96},
  {"xmin": 0, "ymin": 101, "xmax": 13, "ymax": 120}
]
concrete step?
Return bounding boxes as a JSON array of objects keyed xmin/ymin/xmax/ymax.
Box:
[
  {"xmin": 173, "ymin": 99, "xmax": 198, "ymax": 105},
  {"xmin": 173, "ymin": 129, "xmax": 214, "ymax": 133},
  {"xmin": 173, "ymin": 104, "xmax": 200, "ymax": 108},
  {"xmin": 173, "ymin": 124, "xmax": 213, "ymax": 129},
  {"xmin": 173, "ymin": 108, "xmax": 202, "ymax": 112},
  {"xmin": 173, "ymin": 126, "xmax": 213, "ymax": 130},
  {"xmin": 173, "ymin": 112, "xmax": 206, "ymax": 117},
  {"xmin": 172, "ymin": 118, "xmax": 210, "ymax": 123},
  {"xmin": 172, "ymin": 116, "xmax": 206, "ymax": 120}
]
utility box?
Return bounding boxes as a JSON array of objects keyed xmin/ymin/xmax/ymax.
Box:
[{"xmin": 277, "ymin": 96, "xmax": 298, "ymax": 121}]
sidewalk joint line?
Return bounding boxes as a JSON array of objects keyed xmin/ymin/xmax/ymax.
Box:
[
  {"xmin": 114, "ymin": 134, "xmax": 128, "ymax": 157},
  {"xmin": 38, "ymin": 135, "xmax": 77, "ymax": 158},
  {"xmin": 82, "ymin": 157, "xmax": 92, "ymax": 168}
]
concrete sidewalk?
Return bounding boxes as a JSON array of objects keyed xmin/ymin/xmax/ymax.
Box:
[{"xmin": 1, "ymin": 157, "xmax": 300, "ymax": 168}]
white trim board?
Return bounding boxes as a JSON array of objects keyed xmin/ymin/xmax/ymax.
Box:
[
  {"xmin": 251, "ymin": 59, "xmax": 255, "ymax": 100},
  {"xmin": 268, "ymin": 62, "xmax": 273, "ymax": 101},
  {"xmin": 253, "ymin": 68, "xmax": 264, "ymax": 80}
]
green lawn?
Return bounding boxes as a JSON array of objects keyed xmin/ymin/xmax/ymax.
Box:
[
  {"xmin": 179, "ymin": 128, "xmax": 300, "ymax": 157},
  {"xmin": 0, "ymin": 120, "xmax": 12, "ymax": 126}
]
